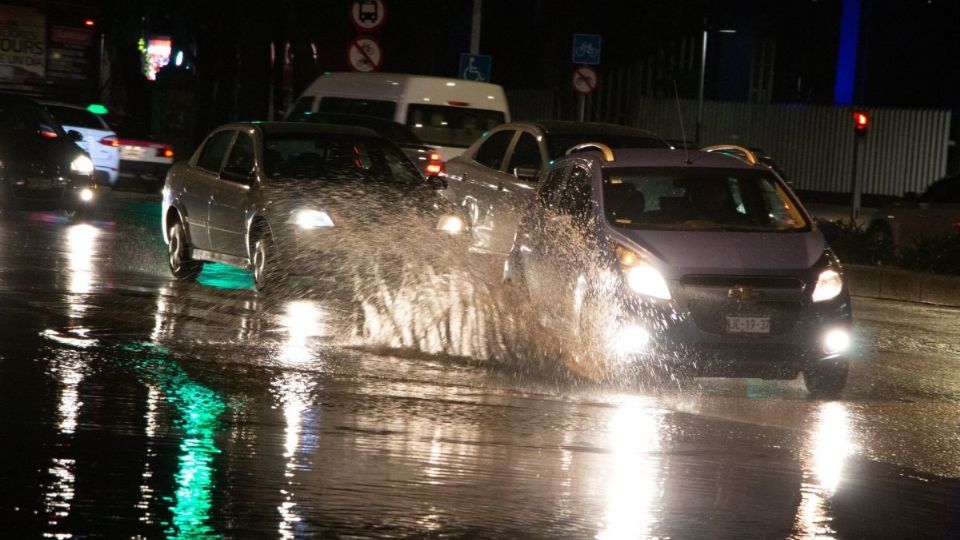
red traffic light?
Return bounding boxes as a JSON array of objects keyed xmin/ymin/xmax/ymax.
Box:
[{"xmin": 853, "ymin": 111, "xmax": 869, "ymax": 135}]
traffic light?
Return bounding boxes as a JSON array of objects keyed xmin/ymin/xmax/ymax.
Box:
[{"xmin": 853, "ymin": 111, "xmax": 869, "ymax": 136}]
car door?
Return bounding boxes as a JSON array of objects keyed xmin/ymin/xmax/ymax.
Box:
[
  {"xmin": 443, "ymin": 127, "xmax": 517, "ymax": 253},
  {"xmin": 208, "ymin": 130, "xmax": 257, "ymax": 258},
  {"xmin": 182, "ymin": 129, "xmax": 235, "ymax": 250}
]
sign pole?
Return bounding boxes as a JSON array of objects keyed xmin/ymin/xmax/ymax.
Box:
[
  {"xmin": 578, "ymin": 94, "xmax": 585, "ymax": 122},
  {"xmin": 850, "ymin": 136, "xmax": 862, "ymax": 223},
  {"xmin": 470, "ymin": 0, "xmax": 482, "ymax": 54}
]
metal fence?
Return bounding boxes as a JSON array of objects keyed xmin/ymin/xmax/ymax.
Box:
[{"xmin": 507, "ymin": 89, "xmax": 952, "ymax": 197}]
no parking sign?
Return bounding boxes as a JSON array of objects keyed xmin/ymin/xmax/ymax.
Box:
[{"xmin": 572, "ymin": 65, "xmax": 598, "ymax": 95}]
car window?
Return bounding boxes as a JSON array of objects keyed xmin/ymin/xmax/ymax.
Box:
[
  {"xmin": 196, "ymin": 131, "xmax": 234, "ymax": 173},
  {"xmin": 406, "ymin": 104, "xmax": 504, "ymax": 148},
  {"xmin": 0, "ymin": 102, "xmax": 65, "ymax": 138},
  {"xmin": 285, "ymin": 96, "xmax": 315, "ymax": 121},
  {"xmin": 601, "ymin": 167, "xmax": 808, "ymax": 232},
  {"xmin": 224, "ymin": 133, "xmax": 255, "ymax": 176},
  {"xmin": 507, "ymin": 132, "xmax": 543, "ymax": 176},
  {"xmin": 263, "ymin": 134, "xmax": 419, "ymax": 184},
  {"xmin": 43, "ymin": 105, "xmax": 108, "ymax": 130},
  {"xmin": 546, "ymin": 132, "xmax": 667, "ymax": 158},
  {"xmin": 317, "ymin": 97, "xmax": 397, "ymax": 120},
  {"xmin": 473, "ymin": 130, "xmax": 514, "ymax": 170}
]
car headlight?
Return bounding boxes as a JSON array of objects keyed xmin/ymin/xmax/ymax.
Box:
[
  {"xmin": 436, "ymin": 214, "xmax": 464, "ymax": 234},
  {"xmin": 294, "ymin": 209, "xmax": 334, "ymax": 229},
  {"xmin": 812, "ymin": 268, "xmax": 843, "ymax": 302},
  {"xmin": 78, "ymin": 187, "xmax": 95, "ymax": 202},
  {"xmin": 616, "ymin": 244, "xmax": 671, "ymax": 300},
  {"xmin": 70, "ymin": 155, "xmax": 94, "ymax": 175}
]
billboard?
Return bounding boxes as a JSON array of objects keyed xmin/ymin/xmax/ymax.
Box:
[{"xmin": 0, "ymin": 5, "xmax": 45, "ymax": 81}]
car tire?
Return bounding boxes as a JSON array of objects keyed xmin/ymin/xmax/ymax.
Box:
[
  {"xmin": 802, "ymin": 358, "xmax": 849, "ymax": 398},
  {"xmin": 251, "ymin": 230, "xmax": 276, "ymax": 292},
  {"xmin": 167, "ymin": 221, "xmax": 203, "ymax": 281}
]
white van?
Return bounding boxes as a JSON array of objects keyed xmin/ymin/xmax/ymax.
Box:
[{"xmin": 285, "ymin": 72, "xmax": 511, "ymax": 160}]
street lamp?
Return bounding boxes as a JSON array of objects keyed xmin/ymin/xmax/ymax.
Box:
[{"xmin": 695, "ymin": 24, "xmax": 736, "ymax": 146}]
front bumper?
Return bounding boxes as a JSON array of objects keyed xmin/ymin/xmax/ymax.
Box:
[{"xmin": 613, "ymin": 287, "xmax": 853, "ymax": 378}]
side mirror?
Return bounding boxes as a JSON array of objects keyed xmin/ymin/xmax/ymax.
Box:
[
  {"xmin": 67, "ymin": 130, "xmax": 83, "ymax": 142},
  {"xmin": 221, "ymin": 165, "xmax": 255, "ymax": 184},
  {"xmin": 427, "ymin": 175, "xmax": 448, "ymax": 190},
  {"xmin": 513, "ymin": 167, "xmax": 539, "ymax": 181},
  {"xmin": 816, "ymin": 219, "xmax": 840, "ymax": 244}
]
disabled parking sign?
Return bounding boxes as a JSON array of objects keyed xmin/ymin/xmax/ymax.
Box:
[{"xmin": 459, "ymin": 53, "xmax": 492, "ymax": 82}]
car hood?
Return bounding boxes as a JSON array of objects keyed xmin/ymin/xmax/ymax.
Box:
[
  {"xmin": 615, "ymin": 228, "xmax": 826, "ymax": 276},
  {"xmin": 0, "ymin": 135, "xmax": 84, "ymax": 172}
]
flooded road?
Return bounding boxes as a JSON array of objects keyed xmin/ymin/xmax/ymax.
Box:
[{"xmin": 1, "ymin": 190, "xmax": 959, "ymax": 538}]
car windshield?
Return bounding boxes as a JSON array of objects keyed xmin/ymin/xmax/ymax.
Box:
[
  {"xmin": 44, "ymin": 105, "xmax": 109, "ymax": 130},
  {"xmin": 0, "ymin": 101, "xmax": 66, "ymax": 138},
  {"xmin": 305, "ymin": 114, "xmax": 424, "ymax": 146},
  {"xmin": 602, "ymin": 167, "xmax": 809, "ymax": 232},
  {"xmin": 547, "ymin": 133, "xmax": 667, "ymax": 158},
  {"xmin": 406, "ymin": 104, "xmax": 504, "ymax": 148},
  {"xmin": 263, "ymin": 133, "xmax": 422, "ymax": 185}
]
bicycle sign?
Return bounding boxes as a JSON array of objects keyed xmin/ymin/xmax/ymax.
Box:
[
  {"xmin": 346, "ymin": 36, "xmax": 383, "ymax": 72},
  {"xmin": 572, "ymin": 33, "xmax": 601, "ymax": 65},
  {"xmin": 459, "ymin": 53, "xmax": 492, "ymax": 82}
]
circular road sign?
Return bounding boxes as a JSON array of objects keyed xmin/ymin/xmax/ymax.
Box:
[
  {"xmin": 346, "ymin": 36, "xmax": 383, "ymax": 72},
  {"xmin": 350, "ymin": 0, "xmax": 387, "ymax": 32},
  {"xmin": 572, "ymin": 65, "xmax": 598, "ymax": 95}
]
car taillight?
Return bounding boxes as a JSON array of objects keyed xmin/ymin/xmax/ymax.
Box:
[
  {"xmin": 424, "ymin": 152, "xmax": 444, "ymax": 175},
  {"xmin": 157, "ymin": 146, "xmax": 174, "ymax": 159},
  {"xmin": 40, "ymin": 129, "xmax": 59, "ymax": 139},
  {"xmin": 99, "ymin": 136, "xmax": 119, "ymax": 147}
]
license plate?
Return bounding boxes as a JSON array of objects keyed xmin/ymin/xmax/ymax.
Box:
[
  {"xmin": 120, "ymin": 146, "xmax": 146, "ymax": 160},
  {"xmin": 725, "ymin": 316, "xmax": 770, "ymax": 334},
  {"xmin": 26, "ymin": 178, "xmax": 54, "ymax": 189}
]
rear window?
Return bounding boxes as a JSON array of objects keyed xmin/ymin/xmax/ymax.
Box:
[
  {"xmin": 602, "ymin": 167, "xmax": 809, "ymax": 232},
  {"xmin": 264, "ymin": 134, "xmax": 420, "ymax": 185},
  {"xmin": 0, "ymin": 102, "xmax": 65, "ymax": 137},
  {"xmin": 405, "ymin": 104, "xmax": 505, "ymax": 148},
  {"xmin": 43, "ymin": 105, "xmax": 108, "ymax": 130},
  {"xmin": 317, "ymin": 97, "xmax": 397, "ymax": 120},
  {"xmin": 547, "ymin": 133, "xmax": 666, "ymax": 158}
]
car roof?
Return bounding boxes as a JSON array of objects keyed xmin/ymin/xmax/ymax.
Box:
[
  {"xmin": 569, "ymin": 147, "xmax": 766, "ymax": 171},
  {"xmin": 0, "ymin": 92, "xmax": 43, "ymax": 106},
  {"xmin": 38, "ymin": 101, "xmax": 87, "ymax": 110},
  {"xmin": 223, "ymin": 121, "xmax": 384, "ymax": 139}
]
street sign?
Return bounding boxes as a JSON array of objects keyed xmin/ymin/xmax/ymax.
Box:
[
  {"xmin": 572, "ymin": 33, "xmax": 601, "ymax": 65},
  {"xmin": 572, "ymin": 65, "xmax": 598, "ymax": 94},
  {"xmin": 346, "ymin": 36, "xmax": 383, "ymax": 72},
  {"xmin": 459, "ymin": 53, "xmax": 492, "ymax": 82},
  {"xmin": 349, "ymin": 0, "xmax": 387, "ymax": 32}
]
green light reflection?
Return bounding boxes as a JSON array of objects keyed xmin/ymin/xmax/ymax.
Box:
[
  {"xmin": 122, "ymin": 343, "xmax": 226, "ymax": 539},
  {"xmin": 197, "ymin": 263, "xmax": 254, "ymax": 291}
]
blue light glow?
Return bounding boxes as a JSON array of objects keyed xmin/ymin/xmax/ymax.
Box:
[{"xmin": 834, "ymin": 0, "xmax": 861, "ymax": 105}]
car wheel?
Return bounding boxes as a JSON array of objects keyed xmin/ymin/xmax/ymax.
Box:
[
  {"xmin": 251, "ymin": 230, "xmax": 276, "ymax": 292},
  {"xmin": 802, "ymin": 358, "xmax": 849, "ymax": 398},
  {"xmin": 168, "ymin": 221, "xmax": 203, "ymax": 281}
]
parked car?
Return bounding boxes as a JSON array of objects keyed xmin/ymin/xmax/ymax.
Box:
[
  {"xmin": 866, "ymin": 173, "xmax": 960, "ymax": 249},
  {"xmin": 39, "ymin": 101, "xmax": 120, "ymax": 187},
  {"xmin": 442, "ymin": 120, "xmax": 670, "ymax": 255},
  {"xmin": 115, "ymin": 131, "xmax": 175, "ymax": 191},
  {"xmin": 161, "ymin": 122, "xmax": 465, "ymax": 291},
  {"xmin": 0, "ymin": 93, "xmax": 98, "ymax": 219},
  {"xmin": 300, "ymin": 112, "xmax": 444, "ymax": 176},
  {"xmin": 503, "ymin": 143, "xmax": 852, "ymax": 396}
]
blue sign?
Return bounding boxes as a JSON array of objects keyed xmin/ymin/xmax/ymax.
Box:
[
  {"xmin": 459, "ymin": 53, "xmax": 492, "ymax": 82},
  {"xmin": 572, "ymin": 33, "xmax": 601, "ymax": 65}
]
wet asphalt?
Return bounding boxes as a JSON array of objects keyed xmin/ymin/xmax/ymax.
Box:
[{"xmin": 0, "ymin": 188, "xmax": 959, "ymax": 539}]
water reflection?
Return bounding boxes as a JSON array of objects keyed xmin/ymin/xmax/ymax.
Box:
[
  {"xmin": 64, "ymin": 224, "xmax": 99, "ymax": 319},
  {"xmin": 123, "ymin": 345, "xmax": 226, "ymax": 538},
  {"xmin": 795, "ymin": 402, "xmax": 856, "ymax": 538},
  {"xmin": 273, "ymin": 300, "xmax": 325, "ymax": 539},
  {"xmin": 597, "ymin": 396, "xmax": 664, "ymax": 540}
]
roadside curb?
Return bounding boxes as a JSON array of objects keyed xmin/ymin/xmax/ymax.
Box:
[{"xmin": 844, "ymin": 264, "xmax": 960, "ymax": 307}]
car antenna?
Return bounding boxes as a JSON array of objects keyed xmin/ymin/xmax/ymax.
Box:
[{"xmin": 672, "ymin": 80, "xmax": 692, "ymax": 165}]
